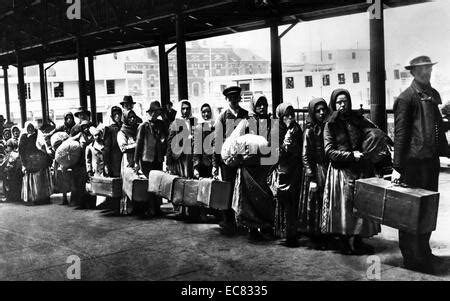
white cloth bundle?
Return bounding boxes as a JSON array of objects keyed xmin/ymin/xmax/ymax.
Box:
[{"xmin": 221, "ymin": 133, "xmax": 268, "ymax": 167}]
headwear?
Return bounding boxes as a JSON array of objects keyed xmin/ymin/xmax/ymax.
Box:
[
  {"xmin": 146, "ymin": 101, "xmax": 162, "ymax": 113},
  {"xmin": 6, "ymin": 138, "xmax": 18, "ymax": 149},
  {"xmin": 405, "ymin": 55, "xmax": 437, "ymax": 70},
  {"xmin": 199, "ymin": 103, "xmax": 215, "ymax": 124},
  {"xmin": 120, "ymin": 109, "xmax": 138, "ymax": 138},
  {"xmin": 329, "ymin": 88, "xmax": 352, "ymax": 112},
  {"xmin": 74, "ymin": 106, "xmax": 91, "ymax": 118},
  {"xmin": 306, "ymin": 98, "xmax": 329, "ymax": 135},
  {"xmin": 276, "ymin": 103, "xmax": 294, "ymax": 119},
  {"xmin": 90, "ymin": 124, "xmax": 105, "ymax": 137},
  {"xmin": 176, "ymin": 100, "xmax": 193, "ymax": 120},
  {"xmin": 11, "ymin": 125, "xmax": 21, "ymax": 137},
  {"xmin": 23, "ymin": 121, "xmax": 37, "ymax": 137},
  {"xmin": 250, "ymin": 95, "xmax": 269, "ymax": 118},
  {"xmin": 222, "ymin": 86, "xmax": 242, "ymax": 97},
  {"xmin": 121, "ymin": 95, "xmax": 136, "ymax": 105},
  {"xmin": 3, "ymin": 128, "xmax": 11, "ymax": 138}
]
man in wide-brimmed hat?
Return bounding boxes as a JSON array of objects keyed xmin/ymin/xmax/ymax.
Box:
[
  {"xmin": 121, "ymin": 96, "xmax": 143, "ymax": 124},
  {"xmin": 70, "ymin": 106, "xmax": 91, "ymax": 137},
  {"xmin": 392, "ymin": 55, "xmax": 449, "ymax": 274}
]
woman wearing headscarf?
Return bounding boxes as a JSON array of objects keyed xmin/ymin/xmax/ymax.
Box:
[
  {"xmin": 298, "ymin": 98, "xmax": 331, "ymax": 250},
  {"xmin": 3, "ymin": 128, "xmax": 12, "ymax": 144},
  {"xmin": 0, "ymin": 139, "xmax": 22, "ymax": 202},
  {"xmin": 322, "ymin": 89, "xmax": 380, "ymax": 255},
  {"xmin": 269, "ymin": 103, "xmax": 303, "ymax": 247},
  {"xmin": 166, "ymin": 100, "xmax": 199, "ymax": 220},
  {"xmin": 193, "ymin": 103, "xmax": 215, "ymax": 179},
  {"xmin": 103, "ymin": 106, "xmax": 123, "ymax": 178},
  {"xmin": 18, "ymin": 121, "xmax": 53, "ymax": 205},
  {"xmin": 69, "ymin": 120, "xmax": 95, "ymax": 209},
  {"xmin": 117, "ymin": 109, "xmax": 139, "ymax": 214},
  {"xmin": 232, "ymin": 95, "xmax": 276, "ymax": 241},
  {"xmin": 11, "ymin": 125, "xmax": 21, "ymax": 148}
]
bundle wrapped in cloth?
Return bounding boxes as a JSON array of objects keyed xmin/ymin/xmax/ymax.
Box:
[
  {"xmin": 221, "ymin": 134, "xmax": 269, "ymax": 167},
  {"xmin": 55, "ymin": 139, "xmax": 82, "ymax": 168},
  {"xmin": 50, "ymin": 132, "xmax": 70, "ymax": 150}
]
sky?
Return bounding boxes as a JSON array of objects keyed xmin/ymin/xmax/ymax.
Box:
[{"xmin": 202, "ymin": 0, "xmax": 450, "ymax": 79}]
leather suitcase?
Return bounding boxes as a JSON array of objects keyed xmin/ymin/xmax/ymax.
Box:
[
  {"xmin": 172, "ymin": 178, "xmax": 202, "ymax": 207},
  {"xmin": 354, "ymin": 177, "xmax": 439, "ymax": 234},
  {"xmin": 197, "ymin": 178, "xmax": 232, "ymax": 210},
  {"xmin": 148, "ymin": 170, "xmax": 179, "ymax": 200},
  {"xmin": 90, "ymin": 177, "xmax": 122, "ymax": 198},
  {"xmin": 123, "ymin": 168, "xmax": 149, "ymax": 202}
]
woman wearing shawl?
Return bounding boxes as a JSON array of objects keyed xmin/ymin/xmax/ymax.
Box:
[
  {"xmin": 117, "ymin": 109, "xmax": 138, "ymax": 214},
  {"xmin": 166, "ymin": 100, "xmax": 199, "ymax": 220},
  {"xmin": 193, "ymin": 103, "xmax": 215, "ymax": 179},
  {"xmin": 11, "ymin": 125, "xmax": 21, "ymax": 148},
  {"xmin": 322, "ymin": 89, "xmax": 380, "ymax": 255},
  {"xmin": 298, "ymin": 98, "xmax": 331, "ymax": 250},
  {"xmin": 3, "ymin": 128, "xmax": 11, "ymax": 144},
  {"xmin": 232, "ymin": 95, "xmax": 276, "ymax": 241},
  {"xmin": 103, "ymin": 106, "xmax": 123, "ymax": 177},
  {"xmin": 69, "ymin": 120, "xmax": 94, "ymax": 209},
  {"xmin": 18, "ymin": 122, "xmax": 53, "ymax": 205},
  {"xmin": 0, "ymin": 139, "xmax": 22, "ymax": 202},
  {"xmin": 270, "ymin": 103, "xmax": 303, "ymax": 247}
]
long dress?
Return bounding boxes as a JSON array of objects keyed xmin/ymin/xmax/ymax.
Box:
[
  {"xmin": 18, "ymin": 133, "xmax": 53, "ymax": 204},
  {"xmin": 117, "ymin": 130, "xmax": 137, "ymax": 214},
  {"xmin": 0, "ymin": 150, "xmax": 22, "ymax": 202}
]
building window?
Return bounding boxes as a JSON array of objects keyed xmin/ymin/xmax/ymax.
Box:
[
  {"xmin": 305, "ymin": 76, "xmax": 313, "ymax": 87},
  {"xmin": 352, "ymin": 72, "xmax": 360, "ymax": 83},
  {"xmin": 352, "ymin": 52, "xmax": 356, "ymax": 59},
  {"xmin": 394, "ymin": 69, "xmax": 400, "ymax": 80},
  {"xmin": 338, "ymin": 73, "xmax": 345, "ymax": 85},
  {"xmin": 193, "ymin": 82, "xmax": 201, "ymax": 97},
  {"xmin": 106, "ymin": 80, "xmax": 115, "ymax": 95},
  {"xmin": 150, "ymin": 90, "xmax": 156, "ymax": 97},
  {"xmin": 286, "ymin": 77, "xmax": 294, "ymax": 89},
  {"xmin": 54, "ymin": 82, "xmax": 64, "ymax": 98},
  {"xmin": 367, "ymin": 72, "xmax": 370, "ymax": 82},
  {"xmin": 193, "ymin": 69, "xmax": 199, "ymax": 77},
  {"xmin": 240, "ymin": 83, "xmax": 250, "ymax": 91},
  {"xmin": 323, "ymin": 74, "xmax": 330, "ymax": 86},
  {"xmin": 328, "ymin": 53, "xmax": 332, "ymax": 60},
  {"xmin": 215, "ymin": 64, "xmax": 222, "ymax": 69}
]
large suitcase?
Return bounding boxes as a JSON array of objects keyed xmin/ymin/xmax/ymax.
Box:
[
  {"xmin": 148, "ymin": 170, "xmax": 180, "ymax": 200},
  {"xmin": 90, "ymin": 177, "xmax": 122, "ymax": 198},
  {"xmin": 197, "ymin": 178, "xmax": 233, "ymax": 210},
  {"xmin": 123, "ymin": 170, "xmax": 149, "ymax": 202},
  {"xmin": 172, "ymin": 178, "xmax": 202, "ymax": 207},
  {"xmin": 354, "ymin": 177, "xmax": 440, "ymax": 234}
]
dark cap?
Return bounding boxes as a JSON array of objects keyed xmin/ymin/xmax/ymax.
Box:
[
  {"xmin": 121, "ymin": 95, "xmax": 136, "ymax": 105},
  {"xmin": 405, "ymin": 56, "xmax": 437, "ymax": 70},
  {"xmin": 146, "ymin": 101, "xmax": 162, "ymax": 113},
  {"xmin": 74, "ymin": 106, "xmax": 91, "ymax": 118},
  {"xmin": 223, "ymin": 86, "xmax": 242, "ymax": 97},
  {"xmin": 111, "ymin": 106, "xmax": 122, "ymax": 114}
]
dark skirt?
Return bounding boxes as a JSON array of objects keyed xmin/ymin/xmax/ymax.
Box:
[
  {"xmin": 232, "ymin": 165, "xmax": 274, "ymax": 230},
  {"xmin": 22, "ymin": 168, "xmax": 53, "ymax": 204},
  {"xmin": 321, "ymin": 165, "xmax": 381, "ymax": 237},
  {"xmin": 298, "ymin": 163, "xmax": 327, "ymax": 235}
]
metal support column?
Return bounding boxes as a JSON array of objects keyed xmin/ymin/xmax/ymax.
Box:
[
  {"xmin": 270, "ymin": 24, "xmax": 283, "ymax": 116},
  {"xmin": 2, "ymin": 66, "xmax": 11, "ymax": 123},
  {"xmin": 88, "ymin": 54, "xmax": 97, "ymax": 125},
  {"xmin": 17, "ymin": 54, "xmax": 27, "ymax": 127},
  {"xmin": 369, "ymin": 0, "xmax": 387, "ymax": 132},
  {"xmin": 39, "ymin": 62, "xmax": 49, "ymax": 125},
  {"xmin": 159, "ymin": 42, "xmax": 170, "ymax": 108},
  {"xmin": 77, "ymin": 38, "xmax": 88, "ymax": 108},
  {"xmin": 175, "ymin": 14, "xmax": 188, "ymax": 100}
]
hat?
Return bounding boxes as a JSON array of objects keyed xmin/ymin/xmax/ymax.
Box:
[
  {"xmin": 222, "ymin": 86, "xmax": 242, "ymax": 97},
  {"xmin": 74, "ymin": 106, "xmax": 91, "ymax": 118},
  {"xmin": 121, "ymin": 96, "xmax": 136, "ymax": 105},
  {"xmin": 111, "ymin": 106, "xmax": 122, "ymax": 114},
  {"xmin": 146, "ymin": 101, "xmax": 162, "ymax": 113},
  {"xmin": 405, "ymin": 56, "xmax": 437, "ymax": 70}
]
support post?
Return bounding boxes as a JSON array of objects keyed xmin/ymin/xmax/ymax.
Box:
[
  {"xmin": 270, "ymin": 24, "xmax": 283, "ymax": 116},
  {"xmin": 175, "ymin": 14, "xmax": 188, "ymax": 100},
  {"xmin": 17, "ymin": 53, "xmax": 27, "ymax": 127},
  {"xmin": 39, "ymin": 62, "xmax": 49, "ymax": 125},
  {"xmin": 159, "ymin": 42, "xmax": 170, "ymax": 108},
  {"xmin": 2, "ymin": 66, "xmax": 11, "ymax": 123},
  {"xmin": 369, "ymin": 0, "xmax": 387, "ymax": 132},
  {"xmin": 88, "ymin": 54, "xmax": 97, "ymax": 125},
  {"xmin": 77, "ymin": 38, "xmax": 88, "ymax": 108}
]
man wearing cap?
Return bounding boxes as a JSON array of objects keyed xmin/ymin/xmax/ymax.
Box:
[
  {"xmin": 104, "ymin": 106, "xmax": 123, "ymax": 178},
  {"xmin": 70, "ymin": 106, "xmax": 91, "ymax": 137},
  {"xmin": 134, "ymin": 101, "xmax": 168, "ymax": 216},
  {"xmin": 162, "ymin": 101, "xmax": 177, "ymax": 125},
  {"xmin": 121, "ymin": 96, "xmax": 143, "ymax": 124},
  {"xmin": 392, "ymin": 55, "xmax": 449, "ymax": 274},
  {"xmin": 213, "ymin": 86, "xmax": 249, "ymax": 235}
]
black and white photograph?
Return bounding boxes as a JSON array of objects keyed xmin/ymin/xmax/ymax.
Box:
[{"xmin": 0, "ymin": 0, "xmax": 450, "ymax": 286}]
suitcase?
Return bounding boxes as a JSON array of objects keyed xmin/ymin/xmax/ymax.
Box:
[
  {"xmin": 172, "ymin": 178, "xmax": 202, "ymax": 207},
  {"xmin": 123, "ymin": 170, "xmax": 149, "ymax": 202},
  {"xmin": 354, "ymin": 177, "xmax": 440, "ymax": 234},
  {"xmin": 90, "ymin": 177, "xmax": 122, "ymax": 198},
  {"xmin": 148, "ymin": 170, "xmax": 180, "ymax": 200},
  {"xmin": 197, "ymin": 178, "xmax": 233, "ymax": 210}
]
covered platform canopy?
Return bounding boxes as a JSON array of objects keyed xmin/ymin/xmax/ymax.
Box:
[{"xmin": 0, "ymin": 0, "xmax": 430, "ymax": 127}]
